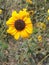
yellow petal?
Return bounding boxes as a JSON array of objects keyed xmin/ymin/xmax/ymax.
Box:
[
  {"xmin": 24, "ymin": 18, "xmax": 32, "ymax": 24},
  {"xmin": 47, "ymin": 17, "xmax": 49, "ymax": 20},
  {"xmin": 23, "ymin": 17, "xmax": 27, "ymax": 21},
  {"xmin": 7, "ymin": 27, "xmax": 17, "ymax": 35},
  {"xmin": 48, "ymin": 9, "xmax": 49, "ymax": 13},
  {"xmin": 12, "ymin": 11, "xmax": 18, "ymax": 17},
  {"xmin": 38, "ymin": 35, "xmax": 42, "ymax": 42},
  {"xmin": 25, "ymin": 24, "xmax": 33, "ymax": 34},
  {"xmin": 23, "ymin": 8, "xmax": 27, "ymax": 11},
  {"xmin": 12, "ymin": 11, "xmax": 20, "ymax": 20},
  {"xmin": 0, "ymin": 9, "xmax": 2, "ymax": 14},
  {"xmin": 20, "ymin": 29, "xmax": 29, "ymax": 38},
  {"xmin": 14, "ymin": 32, "xmax": 20, "ymax": 40},
  {"xmin": 6, "ymin": 17, "xmax": 15, "ymax": 26},
  {"xmin": 26, "ymin": 0, "xmax": 32, "ymax": 4},
  {"xmin": 19, "ymin": 10, "xmax": 29, "ymax": 19}
]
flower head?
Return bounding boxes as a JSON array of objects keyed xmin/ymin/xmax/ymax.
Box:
[
  {"xmin": 37, "ymin": 35, "xmax": 42, "ymax": 42},
  {"xmin": 47, "ymin": 17, "xmax": 49, "ymax": 20},
  {"xmin": 0, "ymin": 9, "xmax": 2, "ymax": 14},
  {"xmin": 47, "ymin": 9, "xmax": 49, "ymax": 13},
  {"xmin": 41, "ymin": 23, "xmax": 46, "ymax": 30},
  {"xmin": 26, "ymin": 0, "xmax": 32, "ymax": 4},
  {"xmin": 36, "ymin": 22, "xmax": 46, "ymax": 30},
  {"xmin": 6, "ymin": 9, "xmax": 33, "ymax": 40}
]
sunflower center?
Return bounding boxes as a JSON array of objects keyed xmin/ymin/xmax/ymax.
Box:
[{"xmin": 15, "ymin": 19, "xmax": 25, "ymax": 31}]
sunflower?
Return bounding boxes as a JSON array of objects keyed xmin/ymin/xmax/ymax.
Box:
[
  {"xmin": 0, "ymin": 9, "xmax": 2, "ymax": 14},
  {"xmin": 36, "ymin": 22, "xmax": 46, "ymax": 30},
  {"xmin": 6, "ymin": 9, "xmax": 33, "ymax": 40},
  {"xmin": 47, "ymin": 17, "xmax": 49, "ymax": 20},
  {"xmin": 26, "ymin": 0, "xmax": 32, "ymax": 4},
  {"xmin": 37, "ymin": 35, "xmax": 42, "ymax": 42},
  {"xmin": 47, "ymin": 9, "xmax": 49, "ymax": 13}
]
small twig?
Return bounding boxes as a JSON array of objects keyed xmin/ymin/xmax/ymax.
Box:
[{"xmin": 38, "ymin": 54, "xmax": 49, "ymax": 65}]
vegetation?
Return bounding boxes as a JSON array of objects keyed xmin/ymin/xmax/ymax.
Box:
[{"xmin": 0, "ymin": 0, "xmax": 49, "ymax": 65}]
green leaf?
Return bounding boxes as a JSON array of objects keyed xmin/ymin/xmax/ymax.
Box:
[
  {"xmin": 33, "ymin": 27, "xmax": 38, "ymax": 34},
  {"xmin": 2, "ymin": 43, "xmax": 8, "ymax": 50},
  {"xmin": 0, "ymin": 40, "xmax": 8, "ymax": 50}
]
